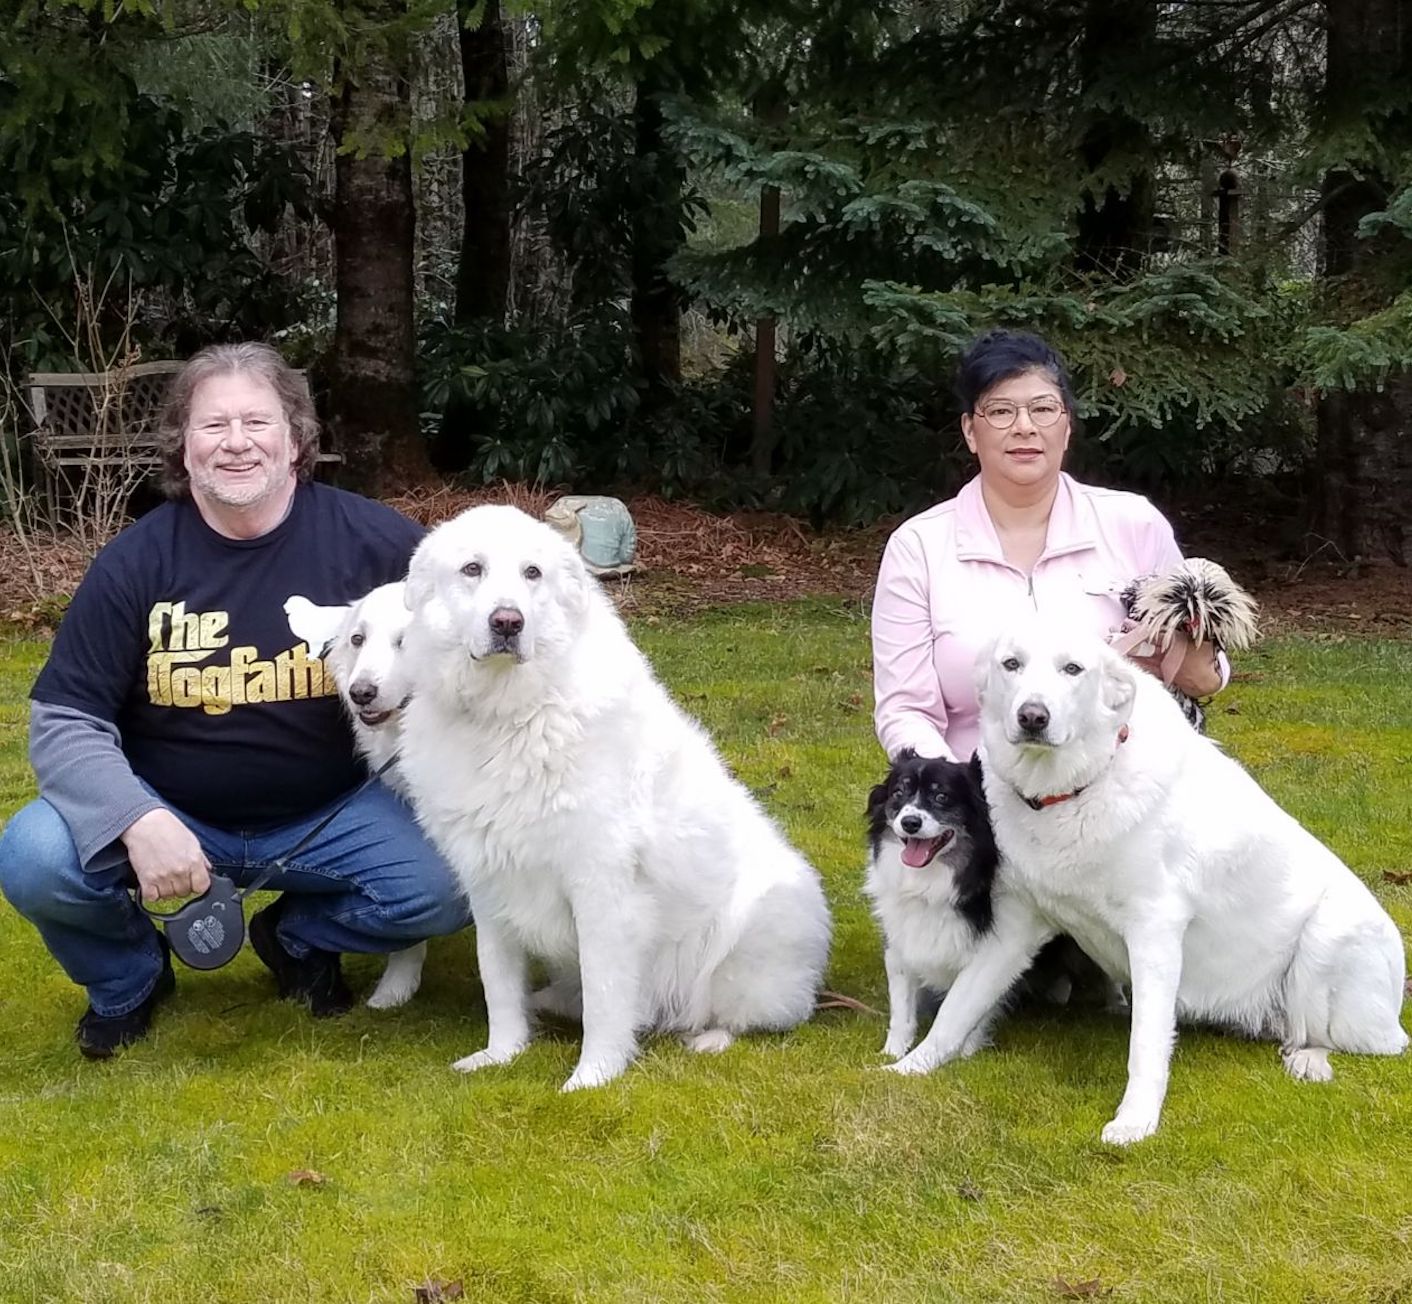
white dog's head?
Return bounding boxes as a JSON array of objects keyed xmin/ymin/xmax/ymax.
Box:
[
  {"xmin": 405, "ymin": 504, "xmax": 591, "ymax": 666},
  {"xmin": 976, "ymin": 620, "xmax": 1137, "ymax": 761},
  {"xmin": 284, "ymin": 581, "xmax": 413, "ymax": 729}
]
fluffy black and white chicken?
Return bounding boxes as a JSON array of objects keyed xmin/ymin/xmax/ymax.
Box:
[{"xmin": 1117, "ymin": 558, "xmax": 1260, "ymax": 732}]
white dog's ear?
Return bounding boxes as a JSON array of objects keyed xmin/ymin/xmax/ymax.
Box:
[
  {"xmin": 557, "ymin": 541, "xmax": 592, "ymax": 616},
  {"xmin": 405, "ymin": 539, "xmax": 435, "ymax": 613},
  {"xmin": 1100, "ymin": 650, "xmax": 1138, "ymax": 717},
  {"xmin": 972, "ymin": 634, "xmax": 1000, "ymax": 704},
  {"xmin": 284, "ymin": 595, "xmax": 347, "ymax": 656}
]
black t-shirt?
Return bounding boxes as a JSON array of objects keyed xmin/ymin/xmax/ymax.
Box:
[{"xmin": 32, "ymin": 484, "xmax": 424, "ymax": 829}]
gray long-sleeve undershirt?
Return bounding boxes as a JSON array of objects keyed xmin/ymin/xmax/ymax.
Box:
[{"xmin": 29, "ymin": 700, "xmax": 164, "ymax": 872}]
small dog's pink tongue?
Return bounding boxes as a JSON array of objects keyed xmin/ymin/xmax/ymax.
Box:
[{"xmin": 901, "ymin": 837, "xmax": 942, "ymax": 868}]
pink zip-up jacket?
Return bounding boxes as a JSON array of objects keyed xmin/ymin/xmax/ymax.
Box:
[{"xmin": 872, "ymin": 472, "xmax": 1197, "ymax": 761}]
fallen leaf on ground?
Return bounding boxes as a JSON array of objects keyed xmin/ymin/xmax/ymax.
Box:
[
  {"xmin": 1109, "ymin": 368, "xmax": 1127, "ymax": 387},
  {"xmin": 287, "ymin": 1169, "xmax": 327, "ymax": 1187},
  {"xmin": 957, "ymin": 1182, "xmax": 983, "ymax": 1201},
  {"xmin": 1050, "ymin": 1277, "xmax": 1111, "ymax": 1298},
  {"xmin": 767, "ymin": 714, "xmax": 788, "ymax": 736},
  {"xmin": 1381, "ymin": 870, "xmax": 1412, "ymax": 885}
]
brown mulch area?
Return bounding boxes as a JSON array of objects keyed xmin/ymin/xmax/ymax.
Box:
[{"xmin": 2, "ymin": 483, "xmax": 1410, "ymax": 637}]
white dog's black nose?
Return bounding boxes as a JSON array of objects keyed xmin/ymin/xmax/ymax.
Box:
[
  {"xmin": 900, "ymin": 813, "xmax": 922, "ymax": 834},
  {"xmin": 1017, "ymin": 700, "xmax": 1050, "ymax": 734},
  {"xmin": 349, "ymin": 681, "xmax": 378, "ymax": 707},
  {"xmin": 490, "ymin": 608, "xmax": 524, "ymax": 638}
]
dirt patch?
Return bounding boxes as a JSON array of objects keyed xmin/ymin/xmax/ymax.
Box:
[{"xmin": 2, "ymin": 485, "xmax": 1409, "ymax": 637}]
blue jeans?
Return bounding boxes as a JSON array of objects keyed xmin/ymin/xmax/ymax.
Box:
[{"xmin": 0, "ymin": 784, "xmax": 473, "ymax": 1017}]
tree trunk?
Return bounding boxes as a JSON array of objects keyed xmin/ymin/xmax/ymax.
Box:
[
  {"xmin": 327, "ymin": 24, "xmax": 433, "ymax": 496},
  {"xmin": 1074, "ymin": 0, "xmax": 1156, "ymax": 279},
  {"xmin": 750, "ymin": 90, "xmax": 787, "ymax": 476},
  {"xmin": 631, "ymin": 72, "xmax": 684, "ymax": 396},
  {"xmin": 455, "ymin": 0, "xmax": 511, "ymax": 323},
  {"xmin": 1312, "ymin": 0, "xmax": 1412, "ymax": 563},
  {"xmin": 434, "ymin": 0, "xmax": 513, "ymax": 473}
]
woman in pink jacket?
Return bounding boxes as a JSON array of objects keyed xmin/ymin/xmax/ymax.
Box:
[{"xmin": 872, "ymin": 330, "xmax": 1225, "ymax": 761}]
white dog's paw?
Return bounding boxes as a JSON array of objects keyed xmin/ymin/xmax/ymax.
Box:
[
  {"xmin": 1100, "ymin": 1109, "xmax": 1161, "ymax": 1146},
  {"xmin": 682, "ymin": 1028, "xmax": 734, "ymax": 1055},
  {"xmin": 881, "ymin": 1032, "xmax": 915, "ymax": 1060},
  {"xmin": 365, "ymin": 944, "xmax": 427, "ymax": 1009},
  {"xmin": 561, "ymin": 1053, "xmax": 633, "ymax": 1092},
  {"xmin": 451, "ymin": 1042, "xmax": 527, "ymax": 1074},
  {"xmin": 1282, "ymin": 1046, "xmax": 1334, "ymax": 1083},
  {"xmin": 366, "ymin": 977, "xmax": 418, "ymax": 1010},
  {"xmin": 883, "ymin": 1047, "xmax": 939, "ymax": 1076}
]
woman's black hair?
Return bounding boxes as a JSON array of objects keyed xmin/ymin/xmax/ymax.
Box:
[{"xmin": 954, "ymin": 329, "xmax": 1077, "ymax": 414}]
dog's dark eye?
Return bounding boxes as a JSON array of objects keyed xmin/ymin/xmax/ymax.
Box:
[
  {"xmin": 524, "ymin": 564, "xmax": 542, "ymax": 581},
  {"xmin": 1063, "ymin": 661, "xmax": 1083, "ymax": 676},
  {"xmin": 1001, "ymin": 656, "xmax": 1021, "ymax": 672},
  {"xmin": 349, "ymin": 633, "xmax": 364, "ymax": 647},
  {"xmin": 461, "ymin": 561, "xmax": 482, "ymax": 578}
]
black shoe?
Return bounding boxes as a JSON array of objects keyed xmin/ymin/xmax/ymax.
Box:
[
  {"xmin": 248, "ymin": 897, "xmax": 354, "ymax": 1018},
  {"xmin": 76, "ymin": 935, "xmax": 176, "ymax": 1061}
]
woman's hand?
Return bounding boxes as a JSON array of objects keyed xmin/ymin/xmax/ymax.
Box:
[
  {"xmin": 121, "ymin": 808, "xmax": 212, "ymax": 902},
  {"xmin": 1128, "ymin": 633, "xmax": 1223, "ymax": 699}
]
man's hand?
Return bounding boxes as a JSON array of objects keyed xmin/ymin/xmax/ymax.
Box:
[
  {"xmin": 1128, "ymin": 631, "xmax": 1224, "ymax": 699},
  {"xmin": 121, "ymin": 808, "xmax": 212, "ymax": 902}
]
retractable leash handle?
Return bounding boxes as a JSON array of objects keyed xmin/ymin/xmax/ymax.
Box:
[{"xmin": 138, "ymin": 756, "xmax": 400, "ymax": 971}]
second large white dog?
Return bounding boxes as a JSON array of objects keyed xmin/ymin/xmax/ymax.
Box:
[
  {"xmin": 889, "ymin": 620, "xmax": 1407, "ymax": 1145},
  {"xmin": 399, "ymin": 505, "xmax": 832, "ymax": 1090}
]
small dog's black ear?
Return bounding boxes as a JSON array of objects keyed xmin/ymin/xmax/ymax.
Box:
[
  {"xmin": 966, "ymin": 751, "xmax": 985, "ymax": 791},
  {"xmin": 895, "ymin": 746, "xmax": 918, "ymax": 762},
  {"xmin": 866, "ymin": 780, "xmax": 889, "ymax": 821}
]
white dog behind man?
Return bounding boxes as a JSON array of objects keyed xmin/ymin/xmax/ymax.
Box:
[
  {"xmin": 397, "ymin": 503, "xmax": 832, "ymax": 1091},
  {"xmin": 284, "ymin": 582, "xmax": 428, "ymax": 1010}
]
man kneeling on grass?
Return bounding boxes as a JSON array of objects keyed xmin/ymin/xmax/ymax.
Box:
[{"xmin": 0, "ymin": 343, "xmax": 471, "ymax": 1059}]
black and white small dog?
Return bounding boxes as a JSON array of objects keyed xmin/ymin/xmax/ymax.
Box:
[
  {"xmin": 865, "ymin": 750, "xmax": 1120, "ymax": 1060},
  {"xmin": 864, "ymin": 751, "xmax": 1002, "ymax": 1060}
]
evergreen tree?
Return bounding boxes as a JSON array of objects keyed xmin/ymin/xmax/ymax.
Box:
[{"xmin": 1306, "ymin": 0, "xmax": 1412, "ymax": 563}]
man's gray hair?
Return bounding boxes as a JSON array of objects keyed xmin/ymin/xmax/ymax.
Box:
[{"xmin": 157, "ymin": 343, "xmax": 322, "ymax": 498}]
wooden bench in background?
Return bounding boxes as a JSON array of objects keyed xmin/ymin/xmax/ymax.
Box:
[{"xmin": 27, "ymin": 361, "xmax": 342, "ymax": 519}]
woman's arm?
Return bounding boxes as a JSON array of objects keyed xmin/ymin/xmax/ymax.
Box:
[{"xmin": 871, "ymin": 530, "xmax": 954, "ymax": 760}]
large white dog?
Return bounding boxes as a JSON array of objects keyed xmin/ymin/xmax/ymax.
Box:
[
  {"xmin": 888, "ymin": 619, "xmax": 1407, "ymax": 1145},
  {"xmin": 284, "ymin": 582, "xmax": 427, "ymax": 1009},
  {"xmin": 398, "ymin": 504, "xmax": 832, "ymax": 1091}
]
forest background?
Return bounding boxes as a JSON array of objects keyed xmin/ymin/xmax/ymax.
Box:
[{"xmin": 1, "ymin": 0, "xmax": 1410, "ymax": 566}]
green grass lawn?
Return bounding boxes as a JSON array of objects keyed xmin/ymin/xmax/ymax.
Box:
[{"xmin": 0, "ymin": 601, "xmax": 1409, "ymax": 1303}]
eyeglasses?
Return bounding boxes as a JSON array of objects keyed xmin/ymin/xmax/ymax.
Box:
[{"xmin": 974, "ymin": 398, "xmax": 1066, "ymax": 429}]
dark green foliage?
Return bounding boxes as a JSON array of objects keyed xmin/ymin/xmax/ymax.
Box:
[
  {"xmin": 6, "ymin": 0, "xmax": 1407, "ymax": 525},
  {"xmin": 0, "ymin": 3, "xmax": 312, "ymax": 369},
  {"xmin": 423, "ymin": 310, "xmax": 971, "ymax": 523},
  {"xmin": 516, "ymin": 91, "xmax": 709, "ymax": 312},
  {"xmin": 767, "ymin": 352, "xmax": 951, "ymax": 527},
  {"xmin": 421, "ymin": 313, "xmax": 643, "ymax": 485}
]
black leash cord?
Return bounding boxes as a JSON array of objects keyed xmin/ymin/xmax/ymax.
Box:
[{"xmin": 234, "ymin": 753, "xmax": 401, "ymax": 900}]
